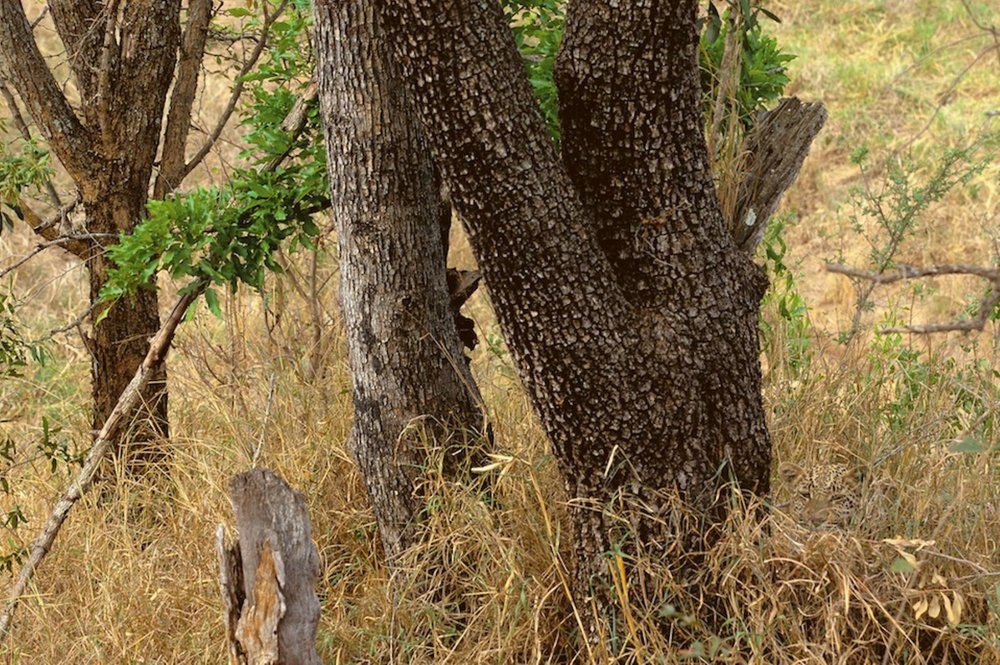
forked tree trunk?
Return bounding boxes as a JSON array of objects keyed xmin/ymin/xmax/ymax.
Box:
[
  {"xmin": 369, "ymin": 0, "xmax": 775, "ymax": 605},
  {"xmin": 313, "ymin": 0, "xmax": 486, "ymax": 560},
  {"xmin": 0, "ymin": 0, "xmax": 183, "ymax": 478}
]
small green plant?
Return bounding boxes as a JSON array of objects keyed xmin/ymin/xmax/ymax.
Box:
[
  {"xmin": 760, "ymin": 214, "xmax": 812, "ymax": 373},
  {"xmin": 839, "ymin": 138, "xmax": 993, "ymax": 341},
  {"xmin": 0, "ymin": 126, "xmax": 53, "ymax": 232},
  {"xmin": 699, "ymin": 0, "xmax": 794, "ymax": 132}
]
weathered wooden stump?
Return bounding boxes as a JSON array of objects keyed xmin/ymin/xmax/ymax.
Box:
[{"xmin": 217, "ymin": 468, "xmax": 321, "ymax": 665}]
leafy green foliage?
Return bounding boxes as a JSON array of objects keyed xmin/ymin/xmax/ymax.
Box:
[
  {"xmin": 838, "ymin": 136, "xmax": 994, "ymax": 342},
  {"xmin": 0, "ymin": 125, "xmax": 53, "ymax": 233},
  {"xmin": 502, "ymin": 0, "xmax": 564, "ymax": 141},
  {"xmin": 699, "ymin": 0, "xmax": 794, "ymax": 130},
  {"xmin": 0, "ymin": 291, "xmax": 31, "ymax": 379},
  {"xmin": 760, "ymin": 214, "xmax": 812, "ymax": 373},
  {"xmin": 104, "ymin": 3, "xmax": 327, "ymax": 309},
  {"xmin": 501, "ymin": 1, "xmax": 793, "ymax": 145},
  {"xmin": 848, "ymin": 143, "xmax": 991, "ymax": 273}
]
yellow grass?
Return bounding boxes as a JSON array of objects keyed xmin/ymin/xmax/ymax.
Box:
[{"xmin": 2, "ymin": 0, "xmax": 1000, "ymax": 662}]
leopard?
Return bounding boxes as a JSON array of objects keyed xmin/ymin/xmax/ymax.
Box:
[{"xmin": 777, "ymin": 461, "xmax": 865, "ymax": 528}]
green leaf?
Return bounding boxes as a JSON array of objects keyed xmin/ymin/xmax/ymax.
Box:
[
  {"xmin": 890, "ymin": 556, "xmax": 917, "ymax": 574},
  {"xmin": 204, "ymin": 288, "xmax": 222, "ymax": 318}
]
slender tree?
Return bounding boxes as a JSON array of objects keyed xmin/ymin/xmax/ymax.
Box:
[
  {"xmin": 312, "ymin": 0, "xmax": 486, "ymax": 560},
  {"xmin": 0, "ymin": 1, "xmax": 278, "ymax": 475}
]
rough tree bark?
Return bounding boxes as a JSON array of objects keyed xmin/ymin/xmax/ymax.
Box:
[
  {"xmin": 312, "ymin": 0, "xmax": 486, "ymax": 560},
  {"xmin": 0, "ymin": 1, "xmax": 244, "ymax": 474},
  {"xmin": 359, "ymin": 0, "xmax": 821, "ymax": 612}
]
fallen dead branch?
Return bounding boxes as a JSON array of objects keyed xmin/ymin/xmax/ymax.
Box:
[{"xmin": 0, "ymin": 279, "xmax": 207, "ymax": 642}]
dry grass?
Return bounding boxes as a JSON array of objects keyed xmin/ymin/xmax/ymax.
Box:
[{"xmin": 2, "ymin": 0, "xmax": 1000, "ymax": 662}]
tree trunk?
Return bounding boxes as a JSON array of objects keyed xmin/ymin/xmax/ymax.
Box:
[
  {"xmin": 371, "ymin": 0, "xmax": 774, "ymax": 609},
  {"xmin": 313, "ymin": 0, "xmax": 486, "ymax": 561},
  {"xmin": 218, "ymin": 468, "xmax": 322, "ymax": 665},
  {"xmin": 0, "ymin": 0, "xmax": 182, "ymax": 479},
  {"xmin": 85, "ymin": 192, "xmax": 168, "ymax": 475}
]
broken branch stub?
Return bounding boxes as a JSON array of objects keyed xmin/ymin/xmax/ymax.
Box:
[
  {"xmin": 217, "ymin": 468, "xmax": 321, "ymax": 665},
  {"xmin": 732, "ymin": 97, "xmax": 828, "ymax": 254}
]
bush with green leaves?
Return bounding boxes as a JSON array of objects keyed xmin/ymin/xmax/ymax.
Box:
[
  {"xmin": 839, "ymin": 136, "xmax": 994, "ymax": 341},
  {"xmin": 699, "ymin": 0, "xmax": 793, "ymax": 131},
  {"xmin": 103, "ymin": 3, "xmax": 327, "ymax": 309}
]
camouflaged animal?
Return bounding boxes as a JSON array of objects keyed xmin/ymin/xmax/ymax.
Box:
[{"xmin": 778, "ymin": 461, "xmax": 865, "ymax": 528}]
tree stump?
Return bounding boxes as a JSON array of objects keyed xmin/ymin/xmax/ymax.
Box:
[{"xmin": 217, "ymin": 468, "xmax": 321, "ymax": 665}]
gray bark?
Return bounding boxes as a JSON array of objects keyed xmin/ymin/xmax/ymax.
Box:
[
  {"xmin": 218, "ymin": 469, "xmax": 322, "ymax": 665},
  {"xmin": 371, "ymin": 0, "xmax": 778, "ymax": 606},
  {"xmin": 313, "ymin": 0, "xmax": 486, "ymax": 561},
  {"xmin": 730, "ymin": 97, "xmax": 828, "ymax": 253}
]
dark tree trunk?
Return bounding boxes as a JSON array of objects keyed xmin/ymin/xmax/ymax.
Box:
[
  {"xmin": 0, "ymin": 0, "xmax": 185, "ymax": 478},
  {"xmin": 86, "ymin": 193, "xmax": 168, "ymax": 474},
  {"xmin": 313, "ymin": 0, "xmax": 486, "ymax": 560},
  {"xmin": 369, "ymin": 0, "xmax": 774, "ymax": 606}
]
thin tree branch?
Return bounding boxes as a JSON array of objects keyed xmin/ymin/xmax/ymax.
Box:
[
  {"xmin": 154, "ymin": 0, "xmax": 214, "ymax": 199},
  {"xmin": 0, "ymin": 233, "xmax": 106, "ymax": 279},
  {"xmin": 827, "ymin": 262, "xmax": 1000, "ymax": 334},
  {"xmin": 17, "ymin": 197, "xmax": 87, "ymax": 258},
  {"xmin": 827, "ymin": 262, "xmax": 1000, "ymax": 283},
  {"xmin": 29, "ymin": 5, "xmax": 48, "ymax": 30},
  {"xmin": 0, "ymin": 0, "xmax": 93, "ymax": 180},
  {"xmin": 95, "ymin": 0, "xmax": 122, "ymax": 148},
  {"xmin": 0, "ymin": 280, "xmax": 207, "ymax": 643},
  {"xmin": 179, "ymin": 0, "xmax": 291, "ymax": 182},
  {"xmin": 46, "ymin": 0, "xmax": 106, "ymax": 103}
]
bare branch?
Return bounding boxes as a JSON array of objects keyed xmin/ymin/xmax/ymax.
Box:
[
  {"xmin": 155, "ymin": 0, "xmax": 214, "ymax": 199},
  {"xmin": 95, "ymin": 0, "xmax": 122, "ymax": 147},
  {"xmin": 827, "ymin": 262, "xmax": 1000, "ymax": 334},
  {"xmin": 0, "ymin": 235, "xmax": 94, "ymax": 281},
  {"xmin": 827, "ymin": 262, "xmax": 1000, "ymax": 283},
  {"xmin": 29, "ymin": 5, "xmax": 48, "ymax": 30},
  {"xmin": 0, "ymin": 0, "xmax": 93, "ymax": 180},
  {"xmin": 17, "ymin": 196, "xmax": 87, "ymax": 258},
  {"xmin": 46, "ymin": 0, "xmax": 106, "ymax": 103},
  {"xmin": 180, "ymin": 0, "xmax": 291, "ymax": 182}
]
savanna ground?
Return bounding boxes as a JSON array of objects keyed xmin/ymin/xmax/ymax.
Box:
[{"xmin": 2, "ymin": 1, "xmax": 1000, "ymax": 662}]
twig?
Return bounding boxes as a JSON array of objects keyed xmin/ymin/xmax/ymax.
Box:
[
  {"xmin": 827, "ymin": 262, "xmax": 1000, "ymax": 334},
  {"xmin": 251, "ymin": 371, "xmax": 277, "ymax": 464},
  {"xmin": 179, "ymin": 0, "xmax": 291, "ymax": 182},
  {"xmin": 43, "ymin": 300, "xmax": 102, "ymax": 339},
  {"xmin": 28, "ymin": 5, "xmax": 48, "ymax": 31},
  {"xmin": 827, "ymin": 262, "xmax": 1000, "ymax": 284},
  {"xmin": 0, "ymin": 236, "xmax": 85, "ymax": 281},
  {"xmin": 0, "ymin": 279, "xmax": 207, "ymax": 643}
]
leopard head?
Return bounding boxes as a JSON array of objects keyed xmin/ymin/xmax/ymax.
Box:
[{"xmin": 778, "ymin": 461, "xmax": 865, "ymax": 528}]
